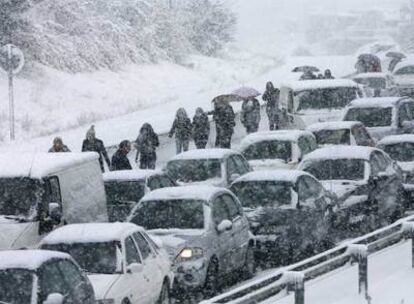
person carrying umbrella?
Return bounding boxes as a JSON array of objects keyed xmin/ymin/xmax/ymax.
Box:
[
  {"xmin": 262, "ymin": 81, "xmax": 280, "ymax": 130},
  {"xmin": 192, "ymin": 107, "xmax": 210, "ymax": 149},
  {"xmin": 241, "ymin": 97, "xmax": 261, "ymax": 134}
]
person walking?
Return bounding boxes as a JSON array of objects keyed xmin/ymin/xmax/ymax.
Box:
[
  {"xmin": 111, "ymin": 140, "xmax": 132, "ymax": 171},
  {"xmin": 210, "ymin": 101, "xmax": 236, "ymax": 148},
  {"xmin": 324, "ymin": 69, "xmax": 335, "ymax": 79},
  {"xmin": 241, "ymin": 97, "xmax": 261, "ymax": 134},
  {"xmin": 48, "ymin": 137, "xmax": 71, "ymax": 153},
  {"xmin": 135, "ymin": 123, "xmax": 159, "ymax": 169},
  {"xmin": 192, "ymin": 107, "xmax": 210, "ymax": 149},
  {"xmin": 81, "ymin": 125, "xmax": 111, "ymax": 172},
  {"xmin": 169, "ymin": 108, "xmax": 192, "ymax": 154},
  {"xmin": 262, "ymin": 82, "xmax": 280, "ymax": 130}
]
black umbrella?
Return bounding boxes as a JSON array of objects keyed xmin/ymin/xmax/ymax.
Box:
[
  {"xmin": 386, "ymin": 51, "xmax": 406, "ymax": 60},
  {"xmin": 212, "ymin": 94, "xmax": 242, "ymax": 104},
  {"xmin": 292, "ymin": 65, "xmax": 320, "ymax": 73}
]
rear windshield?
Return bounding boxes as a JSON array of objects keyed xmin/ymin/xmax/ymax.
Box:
[
  {"xmin": 344, "ymin": 107, "xmax": 392, "ymax": 127},
  {"xmin": 395, "ymin": 66, "xmax": 414, "ymax": 75},
  {"xmin": 243, "ymin": 141, "xmax": 292, "ymax": 161},
  {"xmin": 166, "ymin": 159, "xmax": 221, "ymax": 182},
  {"xmin": 313, "ymin": 129, "xmax": 350, "ymax": 145},
  {"xmin": 105, "ymin": 181, "xmax": 145, "ymax": 204},
  {"xmin": 295, "ymin": 87, "xmax": 357, "ymax": 111},
  {"xmin": 381, "ymin": 142, "xmax": 414, "ymax": 162},
  {"xmin": 302, "ymin": 159, "xmax": 365, "ymax": 181}
]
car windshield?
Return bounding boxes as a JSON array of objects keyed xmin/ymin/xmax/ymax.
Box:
[
  {"xmin": 302, "ymin": 159, "xmax": 365, "ymax": 181},
  {"xmin": 0, "ymin": 269, "xmax": 33, "ymax": 303},
  {"xmin": 381, "ymin": 143, "xmax": 414, "ymax": 162},
  {"xmin": 166, "ymin": 159, "xmax": 221, "ymax": 182},
  {"xmin": 243, "ymin": 141, "xmax": 292, "ymax": 161},
  {"xmin": 231, "ymin": 181, "xmax": 292, "ymax": 209},
  {"xmin": 105, "ymin": 181, "xmax": 145, "ymax": 203},
  {"xmin": 42, "ymin": 242, "xmax": 121, "ymax": 274},
  {"xmin": 313, "ymin": 129, "xmax": 350, "ymax": 145},
  {"xmin": 344, "ymin": 107, "xmax": 393, "ymax": 127},
  {"xmin": 295, "ymin": 87, "xmax": 357, "ymax": 111},
  {"xmin": 395, "ymin": 66, "xmax": 414, "ymax": 75},
  {"xmin": 353, "ymin": 77, "xmax": 386, "ymax": 89},
  {"xmin": 0, "ymin": 178, "xmax": 43, "ymax": 218},
  {"xmin": 130, "ymin": 200, "xmax": 205, "ymax": 230}
]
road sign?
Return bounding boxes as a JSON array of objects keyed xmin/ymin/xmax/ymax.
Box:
[{"xmin": 0, "ymin": 44, "xmax": 25, "ymax": 75}]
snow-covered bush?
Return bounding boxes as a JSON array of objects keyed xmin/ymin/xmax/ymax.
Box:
[{"xmin": 2, "ymin": 0, "xmax": 235, "ymax": 72}]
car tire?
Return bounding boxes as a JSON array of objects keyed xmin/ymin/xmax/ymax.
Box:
[
  {"xmin": 203, "ymin": 259, "xmax": 219, "ymax": 298},
  {"xmin": 242, "ymin": 245, "xmax": 256, "ymax": 279},
  {"xmin": 157, "ymin": 281, "xmax": 171, "ymax": 304}
]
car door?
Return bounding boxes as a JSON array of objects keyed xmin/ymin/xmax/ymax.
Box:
[
  {"xmin": 211, "ymin": 195, "xmax": 233, "ymax": 272},
  {"xmin": 220, "ymin": 194, "xmax": 249, "ymax": 270},
  {"xmin": 123, "ymin": 236, "xmax": 151, "ymax": 304},
  {"xmin": 132, "ymin": 231, "xmax": 164, "ymax": 303}
]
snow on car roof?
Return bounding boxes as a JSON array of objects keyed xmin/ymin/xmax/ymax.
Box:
[
  {"xmin": 378, "ymin": 134, "xmax": 414, "ymax": 146},
  {"xmin": 169, "ymin": 148, "xmax": 239, "ymax": 161},
  {"xmin": 307, "ymin": 121, "xmax": 362, "ymax": 132},
  {"xmin": 239, "ymin": 130, "xmax": 313, "ymax": 150},
  {"xmin": 0, "ymin": 250, "xmax": 70, "ymax": 270},
  {"xmin": 302, "ymin": 145, "xmax": 377, "ymax": 162},
  {"xmin": 232, "ymin": 170, "xmax": 310, "ymax": 184},
  {"xmin": 394, "ymin": 58, "xmax": 414, "ymax": 72},
  {"xmin": 140, "ymin": 185, "xmax": 227, "ymax": 202},
  {"xmin": 0, "ymin": 152, "xmax": 99, "ymax": 179},
  {"xmin": 103, "ymin": 169, "xmax": 160, "ymax": 182},
  {"xmin": 352, "ymin": 72, "xmax": 389, "ymax": 79},
  {"xmin": 283, "ymin": 79, "xmax": 359, "ymax": 91},
  {"xmin": 41, "ymin": 223, "xmax": 144, "ymax": 245},
  {"xmin": 347, "ymin": 97, "xmax": 411, "ymax": 108}
]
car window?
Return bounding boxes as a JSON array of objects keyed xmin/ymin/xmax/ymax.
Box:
[
  {"xmin": 398, "ymin": 104, "xmax": 411, "ymax": 126},
  {"xmin": 370, "ymin": 152, "xmax": 386, "ymax": 176},
  {"xmin": 133, "ymin": 232, "xmax": 153, "ymax": 260},
  {"xmin": 147, "ymin": 177, "xmax": 161, "ymax": 190},
  {"xmin": 352, "ymin": 125, "xmax": 372, "ymax": 146},
  {"xmin": 297, "ymin": 177, "xmax": 317, "ymax": 207},
  {"xmin": 47, "ymin": 176, "xmax": 61, "ymax": 203},
  {"xmin": 57, "ymin": 260, "xmax": 84, "ymax": 287},
  {"xmin": 298, "ymin": 137, "xmax": 312, "ymax": 157},
  {"xmin": 38, "ymin": 261, "xmax": 68, "ymax": 300},
  {"xmin": 221, "ymin": 194, "xmax": 242, "ymax": 220},
  {"xmin": 124, "ymin": 236, "xmax": 142, "ymax": 265},
  {"xmin": 232, "ymin": 155, "xmax": 250, "ymax": 174},
  {"xmin": 212, "ymin": 196, "xmax": 231, "ymax": 225},
  {"xmin": 158, "ymin": 176, "xmax": 175, "ymax": 188},
  {"xmin": 227, "ymin": 156, "xmax": 244, "ymax": 180}
]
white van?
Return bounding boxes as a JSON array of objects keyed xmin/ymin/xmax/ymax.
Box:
[{"xmin": 0, "ymin": 152, "xmax": 108, "ymax": 250}]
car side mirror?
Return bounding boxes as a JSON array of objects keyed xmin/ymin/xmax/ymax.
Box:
[
  {"xmin": 48, "ymin": 203, "xmax": 62, "ymax": 224},
  {"xmin": 43, "ymin": 293, "xmax": 64, "ymax": 304},
  {"xmin": 229, "ymin": 173, "xmax": 241, "ymax": 183},
  {"xmin": 217, "ymin": 219, "xmax": 233, "ymax": 233},
  {"xmin": 126, "ymin": 263, "xmax": 143, "ymax": 274}
]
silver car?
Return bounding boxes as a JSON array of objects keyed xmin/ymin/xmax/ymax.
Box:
[{"xmin": 127, "ymin": 185, "xmax": 254, "ymax": 296}]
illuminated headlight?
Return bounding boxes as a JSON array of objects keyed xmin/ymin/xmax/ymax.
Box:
[
  {"xmin": 96, "ymin": 299, "xmax": 115, "ymax": 304},
  {"xmin": 175, "ymin": 247, "xmax": 204, "ymax": 262}
]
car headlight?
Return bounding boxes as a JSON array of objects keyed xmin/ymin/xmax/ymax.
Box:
[
  {"xmin": 96, "ymin": 299, "xmax": 115, "ymax": 304},
  {"xmin": 175, "ymin": 247, "xmax": 204, "ymax": 262}
]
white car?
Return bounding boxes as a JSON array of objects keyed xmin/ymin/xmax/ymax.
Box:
[
  {"xmin": 351, "ymin": 72, "xmax": 397, "ymax": 97},
  {"xmin": 307, "ymin": 121, "xmax": 375, "ymax": 147},
  {"xmin": 343, "ymin": 97, "xmax": 414, "ymax": 140},
  {"xmin": 279, "ymin": 79, "xmax": 363, "ymax": 129},
  {"xmin": 127, "ymin": 186, "xmax": 254, "ymax": 296},
  {"xmin": 393, "ymin": 59, "xmax": 414, "ymax": 97},
  {"xmin": 165, "ymin": 149, "xmax": 251, "ymax": 188},
  {"xmin": 238, "ymin": 130, "xmax": 317, "ymax": 171},
  {"xmin": 0, "ymin": 249, "xmax": 95, "ymax": 304},
  {"xmin": 40, "ymin": 223, "xmax": 173, "ymax": 304}
]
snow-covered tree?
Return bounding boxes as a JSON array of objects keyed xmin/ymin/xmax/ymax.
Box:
[{"xmin": 0, "ymin": 0, "xmax": 31, "ymax": 46}]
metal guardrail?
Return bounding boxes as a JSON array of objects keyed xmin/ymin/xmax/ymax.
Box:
[{"xmin": 201, "ymin": 215, "xmax": 414, "ymax": 304}]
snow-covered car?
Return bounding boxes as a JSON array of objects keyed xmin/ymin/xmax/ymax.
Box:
[
  {"xmin": 0, "ymin": 153, "xmax": 108, "ymax": 250},
  {"xmin": 279, "ymin": 79, "xmax": 363, "ymax": 129},
  {"xmin": 0, "ymin": 249, "xmax": 95, "ymax": 304},
  {"xmin": 351, "ymin": 72, "xmax": 398, "ymax": 97},
  {"xmin": 343, "ymin": 97, "xmax": 414, "ymax": 140},
  {"xmin": 103, "ymin": 170, "xmax": 176, "ymax": 222},
  {"xmin": 127, "ymin": 186, "xmax": 254, "ymax": 296},
  {"xmin": 165, "ymin": 149, "xmax": 251, "ymax": 188},
  {"xmin": 377, "ymin": 134, "xmax": 414, "ymax": 207},
  {"xmin": 238, "ymin": 130, "xmax": 317, "ymax": 171},
  {"xmin": 40, "ymin": 223, "xmax": 172, "ymax": 304},
  {"xmin": 230, "ymin": 170, "xmax": 335, "ymax": 265},
  {"xmin": 393, "ymin": 59, "xmax": 414, "ymax": 97},
  {"xmin": 307, "ymin": 121, "xmax": 375, "ymax": 147},
  {"xmin": 298, "ymin": 146, "xmax": 405, "ymax": 231}
]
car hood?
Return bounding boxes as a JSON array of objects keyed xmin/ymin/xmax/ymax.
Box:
[
  {"xmin": 0, "ymin": 217, "xmax": 37, "ymax": 250},
  {"xmin": 321, "ymin": 180, "xmax": 363, "ymax": 199},
  {"xmin": 248, "ymin": 159, "xmax": 294, "ymax": 171},
  {"xmin": 88, "ymin": 274, "xmax": 121, "ymax": 300},
  {"xmin": 149, "ymin": 229, "xmax": 205, "ymax": 259}
]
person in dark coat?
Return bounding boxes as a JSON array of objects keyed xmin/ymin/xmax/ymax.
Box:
[
  {"xmin": 48, "ymin": 137, "xmax": 71, "ymax": 153},
  {"xmin": 81, "ymin": 125, "xmax": 110, "ymax": 172},
  {"xmin": 169, "ymin": 108, "xmax": 192, "ymax": 154},
  {"xmin": 262, "ymin": 82, "xmax": 280, "ymax": 130},
  {"xmin": 111, "ymin": 140, "xmax": 132, "ymax": 171},
  {"xmin": 241, "ymin": 97, "xmax": 261, "ymax": 134},
  {"xmin": 324, "ymin": 69, "xmax": 334, "ymax": 79},
  {"xmin": 210, "ymin": 101, "xmax": 236, "ymax": 148},
  {"xmin": 135, "ymin": 123, "xmax": 159, "ymax": 169},
  {"xmin": 299, "ymin": 70, "xmax": 317, "ymax": 80},
  {"xmin": 192, "ymin": 107, "xmax": 210, "ymax": 149}
]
